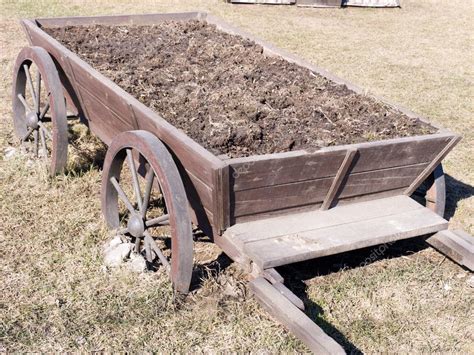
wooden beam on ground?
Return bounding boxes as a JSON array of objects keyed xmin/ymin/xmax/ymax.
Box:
[
  {"xmin": 426, "ymin": 229, "xmax": 474, "ymax": 271},
  {"xmin": 230, "ymin": 0, "xmax": 295, "ymax": 4},
  {"xmin": 273, "ymin": 282, "xmax": 305, "ymax": 311},
  {"xmin": 297, "ymin": 0, "xmax": 341, "ymax": 6},
  {"xmin": 250, "ymin": 277, "xmax": 345, "ymax": 354},
  {"xmin": 321, "ymin": 148, "xmax": 357, "ymax": 210},
  {"xmin": 262, "ymin": 268, "xmax": 305, "ymax": 310},
  {"xmin": 262, "ymin": 268, "xmax": 284, "ymax": 284}
]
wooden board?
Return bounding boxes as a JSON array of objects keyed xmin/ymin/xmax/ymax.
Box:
[
  {"xmin": 225, "ymin": 196, "xmax": 448, "ymax": 269},
  {"xmin": 230, "ymin": 0, "xmax": 295, "ymax": 3},
  {"xmin": 297, "ymin": 0, "xmax": 341, "ymax": 7},
  {"xmin": 250, "ymin": 277, "xmax": 345, "ymax": 354},
  {"xmin": 426, "ymin": 230, "xmax": 474, "ymax": 271},
  {"xmin": 229, "ymin": 135, "xmax": 456, "ymax": 220}
]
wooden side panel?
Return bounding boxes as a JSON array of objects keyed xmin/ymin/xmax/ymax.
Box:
[
  {"xmin": 230, "ymin": 150, "xmax": 346, "ymax": 191},
  {"xmin": 35, "ymin": 12, "xmax": 202, "ymax": 27},
  {"xmin": 230, "ymin": 135, "xmax": 454, "ymax": 219}
]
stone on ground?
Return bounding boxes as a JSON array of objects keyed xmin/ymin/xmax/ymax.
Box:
[{"xmin": 104, "ymin": 242, "xmax": 133, "ymax": 267}]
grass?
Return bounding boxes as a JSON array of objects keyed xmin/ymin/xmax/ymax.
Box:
[{"xmin": 1, "ymin": 0, "xmax": 473, "ymax": 352}]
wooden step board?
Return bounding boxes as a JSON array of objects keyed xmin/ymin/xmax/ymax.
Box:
[{"xmin": 225, "ymin": 195, "xmax": 448, "ymax": 269}]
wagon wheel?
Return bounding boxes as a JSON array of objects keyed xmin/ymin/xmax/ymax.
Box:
[
  {"xmin": 412, "ymin": 164, "xmax": 446, "ymax": 217},
  {"xmin": 12, "ymin": 46, "xmax": 68, "ymax": 175},
  {"xmin": 102, "ymin": 130, "xmax": 193, "ymax": 294}
]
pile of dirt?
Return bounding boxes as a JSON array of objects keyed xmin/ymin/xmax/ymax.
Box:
[{"xmin": 46, "ymin": 21, "xmax": 436, "ymax": 157}]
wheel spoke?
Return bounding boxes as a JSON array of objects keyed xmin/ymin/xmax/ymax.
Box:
[
  {"xmin": 134, "ymin": 236, "xmax": 141, "ymax": 253},
  {"xmin": 141, "ymin": 167, "xmax": 154, "ymax": 219},
  {"xmin": 144, "ymin": 231, "xmax": 170, "ymax": 271},
  {"xmin": 145, "ymin": 214, "xmax": 170, "ymax": 228},
  {"xmin": 38, "ymin": 122, "xmax": 53, "ymax": 140},
  {"xmin": 144, "ymin": 236, "xmax": 153, "ymax": 262},
  {"xmin": 126, "ymin": 149, "xmax": 143, "ymax": 213},
  {"xmin": 35, "ymin": 70, "xmax": 41, "ymax": 113},
  {"xmin": 110, "ymin": 176, "xmax": 136, "ymax": 214},
  {"xmin": 23, "ymin": 64, "xmax": 37, "ymax": 109},
  {"xmin": 39, "ymin": 100, "xmax": 50, "ymax": 120},
  {"xmin": 21, "ymin": 127, "xmax": 34, "ymax": 142},
  {"xmin": 17, "ymin": 94, "xmax": 32, "ymax": 112},
  {"xmin": 33, "ymin": 130, "xmax": 39, "ymax": 157},
  {"xmin": 39, "ymin": 128, "xmax": 48, "ymax": 158}
]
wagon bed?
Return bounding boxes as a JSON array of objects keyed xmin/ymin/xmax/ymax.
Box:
[{"xmin": 13, "ymin": 12, "xmax": 462, "ymax": 353}]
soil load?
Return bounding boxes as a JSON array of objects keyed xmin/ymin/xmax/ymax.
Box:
[{"xmin": 46, "ymin": 21, "xmax": 436, "ymax": 157}]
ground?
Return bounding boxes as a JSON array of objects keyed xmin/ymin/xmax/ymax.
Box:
[{"xmin": 0, "ymin": 0, "xmax": 473, "ymax": 353}]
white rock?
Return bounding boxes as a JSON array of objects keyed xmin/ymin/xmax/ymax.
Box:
[
  {"xmin": 467, "ymin": 276, "xmax": 474, "ymax": 288},
  {"xmin": 104, "ymin": 235, "xmax": 123, "ymax": 253},
  {"xmin": 128, "ymin": 253, "xmax": 147, "ymax": 273},
  {"xmin": 38, "ymin": 148, "xmax": 47, "ymax": 157},
  {"xmin": 4, "ymin": 147, "xmax": 17, "ymax": 160},
  {"xmin": 103, "ymin": 243, "xmax": 133, "ymax": 267}
]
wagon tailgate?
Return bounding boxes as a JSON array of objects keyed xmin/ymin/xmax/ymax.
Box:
[{"xmin": 229, "ymin": 133, "xmax": 460, "ymax": 222}]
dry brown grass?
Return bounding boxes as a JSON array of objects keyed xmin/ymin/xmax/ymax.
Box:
[{"xmin": 1, "ymin": 0, "xmax": 473, "ymax": 353}]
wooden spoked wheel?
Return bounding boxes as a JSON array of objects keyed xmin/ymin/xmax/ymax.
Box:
[
  {"xmin": 101, "ymin": 130, "xmax": 193, "ymax": 294},
  {"xmin": 12, "ymin": 46, "xmax": 68, "ymax": 175},
  {"xmin": 412, "ymin": 164, "xmax": 446, "ymax": 217}
]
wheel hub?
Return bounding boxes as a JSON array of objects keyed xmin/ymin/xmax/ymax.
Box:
[
  {"xmin": 26, "ymin": 111, "xmax": 39, "ymax": 129},
  {"xmin": 127, "ymin": 213, "xmax": 145, "ymax": 238}
]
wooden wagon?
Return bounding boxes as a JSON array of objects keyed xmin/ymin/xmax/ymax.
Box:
[{"xmin": 12, "ymin": 12, "xmax": 461, "ymax": 353}]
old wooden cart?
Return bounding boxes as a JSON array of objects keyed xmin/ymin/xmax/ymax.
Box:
[{"xmin": 13, "ymin": 12, "xmax": 460, "ymax": 353}]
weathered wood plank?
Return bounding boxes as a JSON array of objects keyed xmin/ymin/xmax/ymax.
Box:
[
  {"xmin": 262, "ymin": 268, "xmax": 284, "ymax": 284},
  {"xmin": 227, "ymin": 195, "xmax": 422, "ymax": 246},
  {"xmin": 230, "ymin": 150, "xmax": 345, "ymax": 192},
  {"xmin": 426, "ymin": 230, "xmax": 474, "ymax": 271},
  {"xmin": 233, "ymin": 176, "xmax": 332, "ymax": 217},
  {"xmin": 273, "ymin": 282, "xmax": 305, "ymax": 311},
  {"xmin": 246, "ymin": 208, "xmax": 447, "ymax": 269},
  {"xmin": 232, "ymin": 163, "xmax": 427, "ymax": 217},
  {"xmin": 79, "ymin": 88, "xmax": 134, "ymax": 143},
  {"xmin": 297, "ymin": 0, "xmax": 341, "ymax": 7},
  {"xmin": 35, "ymin": 12, "xmax": 202, "ymax": 27},
  {"xmin": 229, "ymin": 135, "xmax": 453, "ymax": 193},
  {"xmin": 321, "ymin": 148, "xmax": 357, "ymax": 210},
  {"xmin": 230, "ymin": 0, "xmax": 295, "ymax": 3},
  {"xmin": 250, "ymin": 277, "xmax": 345, "ymax": 354},
  {"xmin": 213, "ymin": 234, "xmax": 252, "ymax": 270}
]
